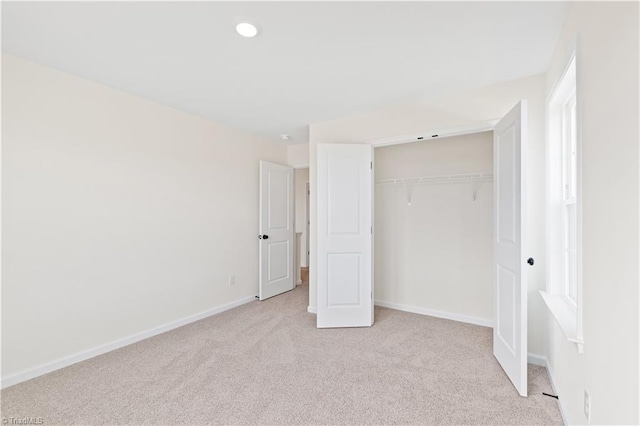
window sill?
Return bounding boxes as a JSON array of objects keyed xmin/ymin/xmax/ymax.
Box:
[{"xmin": 540, "ymin": 291, "xmax": 584, "ymax": 353}]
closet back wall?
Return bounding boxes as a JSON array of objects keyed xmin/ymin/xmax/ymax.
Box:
[{"xmin": 374, "ymin": 132, "xmax": 493, "ymax": 324}]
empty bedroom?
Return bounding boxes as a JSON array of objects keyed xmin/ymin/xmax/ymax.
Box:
[{"xmin": 1, "ymin": 1, "xmax": 638, "ymax": 425}]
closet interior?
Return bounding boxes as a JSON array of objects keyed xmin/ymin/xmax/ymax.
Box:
[{"xmin": 374, "ymin": 131, "xmax": 495, "ymax": 325}]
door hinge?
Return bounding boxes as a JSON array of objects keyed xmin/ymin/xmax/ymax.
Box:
[
  {"xmin": 370, "ymin": 161, "xmax": 373, "ymax": 169},
  {"xmin": 371, "ymin": 226, "xmax": 373, "ymax": 234}
]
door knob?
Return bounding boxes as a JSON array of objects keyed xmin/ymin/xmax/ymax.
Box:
[
  {"xmin": 527, "ymin": 258, "xmax": 535, "ymax": 266},
  {"xmin": 258, "ymin": 234, "xmax": 269, "ymax": 240}
]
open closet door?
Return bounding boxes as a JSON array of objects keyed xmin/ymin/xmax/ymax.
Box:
[
  {"xmin": 259, "ymin": 161, "xmax": 295, "ymax": 300},
  {"xmin": 493, "ymin": 101, "xmax": 528, "ymax": 396},
  {"xmin": 317, "ymin": 144, "xmax": 373, "ymax": 328}
]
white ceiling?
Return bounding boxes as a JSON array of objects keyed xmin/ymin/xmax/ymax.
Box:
[{"xmin": 2, "ymin": 2, "xmax": 568, "ymax": 144}]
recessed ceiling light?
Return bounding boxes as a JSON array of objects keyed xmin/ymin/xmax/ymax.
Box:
[{"xmin": 236, "ymin": 22, "xmax": 258, "ymax": 38}]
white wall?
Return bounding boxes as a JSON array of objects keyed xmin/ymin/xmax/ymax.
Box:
[
  {"xmin": 294, "ymin": 168, "xmax": 309, "ymax": 270},
  {"xmin": 544, "ymin": 3, "xmax": 639, "ymax": 424},
  {"xmin": 374, "ymin": 132, "xmax": 493, "ymax": 323},
  {"xmin": 309, "ymin": 74, "xmax": 547, "ymax": 355},
  {"xmin": 287, "ymin": 143, "xmax": 309, "ymax": 169},
  {"xmin": 1, "ymin": 54, "xmax": 287, "ymax": 379}
]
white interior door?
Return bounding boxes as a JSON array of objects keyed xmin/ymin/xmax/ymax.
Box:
[
  {"xmin": 317, "ymin": 144, "xmax": 373, "ymax": 328},
  {"xmin": 493, "ymin": 100, "xmax": 528, "ymax": 396},
  {"xmin": 259, "ymin": 161, "xmax": 294, "ymax": 300}
]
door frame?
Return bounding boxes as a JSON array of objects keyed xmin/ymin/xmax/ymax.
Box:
[
  {"xmin": 366, "ymin": 121, "xmax": 498, "ymax": 148},
  {"xmin": 305, "ymin": 181, "xmax": 310, "ymax": 267}
]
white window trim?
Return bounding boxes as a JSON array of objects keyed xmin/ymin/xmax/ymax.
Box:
[{"xmin": 541, "ymin": 50, "xmax": 584, "ymax": 354}]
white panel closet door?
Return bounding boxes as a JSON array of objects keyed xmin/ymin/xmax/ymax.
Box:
[
  {"xmin": 317, "ymin": 144, "xmax": 373, "ymax": 328},
  {"xmin": 493, "ymin": 101, "xmax": 528, "ymax": 397},
  {"xmin": 259, "ymin": 161, "xmax": 294, "ymax": 300}
]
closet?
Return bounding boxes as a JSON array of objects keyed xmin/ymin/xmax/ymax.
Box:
[
  {"xmin": 373, "ymin": 131, "xmax": 494, "ymax": 325},
  {"xmin": 317, "ymin": 102, "xmax": 527, "ymax": 395}
]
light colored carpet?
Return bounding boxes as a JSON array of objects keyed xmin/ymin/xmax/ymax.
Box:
[{"xmin": 1, "ymin": 283, "xmax": 563, "ymax": 425}]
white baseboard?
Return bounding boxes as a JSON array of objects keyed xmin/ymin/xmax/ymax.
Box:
[
  {"xmin": 523, "ymin": 353, "xmax": 568, "ymax": 424},
  {"xmin": 545, "ymin": 357, "xmax": 569, "ymax": 425},
  {"xmin": 296, "ymin": 279, "xmax": 302, "ymax": 286},
  {"xmin": 374, "ymin": 300, "xmax": 494, "ymax": 328},
  {"xmin": 527, "ymin": 353, "xmax": 547, "ymax": 367},
  {"xmin": 307, "ymin": 305, "xmax": 317, "ymax": 314},
  {"xmin": 1, "ymin": 294, "xmax": 257, "ymax": 389}
]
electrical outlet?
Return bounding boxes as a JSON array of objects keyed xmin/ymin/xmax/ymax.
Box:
[
  {"xmin": 228, "ymin": 275, "xmax": 236, "ymax": 286},
  {"xmin": 584, "ymin": 390, "xmax": 591, "ymax": 423}
]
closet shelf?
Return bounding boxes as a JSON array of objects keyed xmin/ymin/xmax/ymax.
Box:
[{"xmin": 375, "ymin": 172, "xmax": 493, "ymax": 186}]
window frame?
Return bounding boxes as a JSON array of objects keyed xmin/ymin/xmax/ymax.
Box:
[
  {"xmin": 542, "ymin": 52, "xmax": 584, "ymax": 353},
  {"xmin": 561, "ymin": 90, "xmax": 578, "ymax": 308}
]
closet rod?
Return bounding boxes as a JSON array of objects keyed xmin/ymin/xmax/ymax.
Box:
[{"xmin": 375, "ymin": 171, "xmax": 493, "ymax": 186}]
